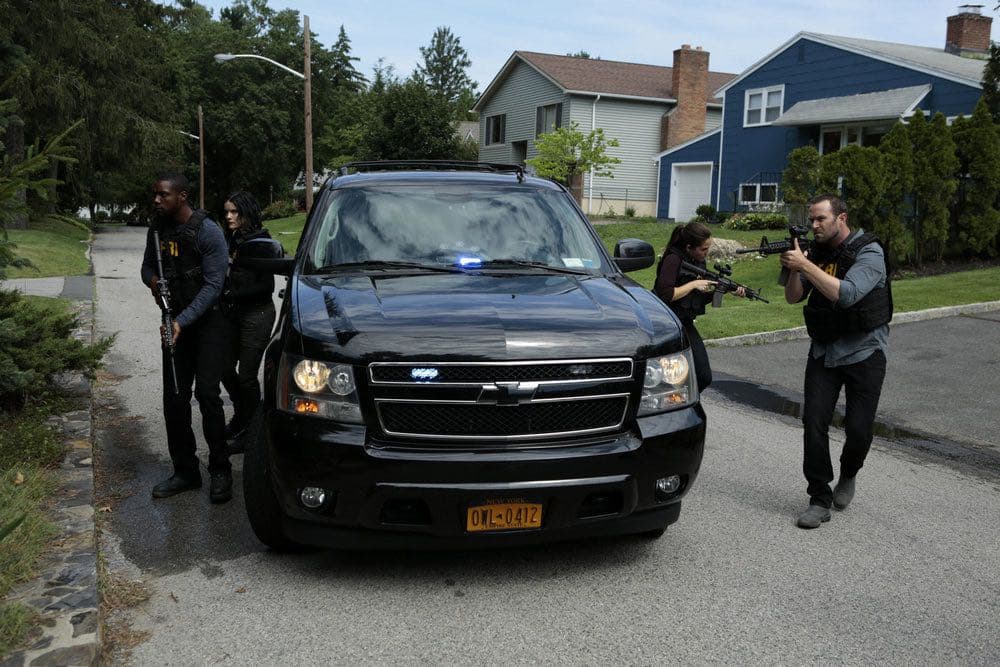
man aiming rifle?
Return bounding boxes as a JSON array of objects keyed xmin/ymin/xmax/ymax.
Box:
[{"xmin": 736, "ymin": 224, "xmax": 812, "ymax": 285}]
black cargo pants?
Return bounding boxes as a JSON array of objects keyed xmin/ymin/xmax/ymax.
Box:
[
  {"xmin": 802, "ymin": 349, "xmax": 887, "ymax": 508},
  {"xmin": 221, "ymin": 302, "xmax": 275, "ymax": 430},
  {"xmin": 162, "ymin": 307, "xmax": 231, "ymax": 479}
]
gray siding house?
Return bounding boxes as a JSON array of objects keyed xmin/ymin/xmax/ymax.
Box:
[{"xmin": 474, "ymin": 49, "xmax": 736, "ymax": 217}]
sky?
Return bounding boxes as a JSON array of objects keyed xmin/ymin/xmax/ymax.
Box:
[{"xmin": 197, "ymin": 0, "xmax": 994, "ymax": 88}]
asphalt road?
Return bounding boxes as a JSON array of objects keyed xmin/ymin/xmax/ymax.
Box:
[{"xmin": 93, "ymin": 225, "xmax": 1000, "ymax": 664}]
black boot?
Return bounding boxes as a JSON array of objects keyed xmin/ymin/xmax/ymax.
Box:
[
  {"xmin": 152, "ymin": 474, "xmax": 201, "ymax": 499},
  {"xmin": 210, "ymin": 471, "xmax": 233, "ymax": 503}
]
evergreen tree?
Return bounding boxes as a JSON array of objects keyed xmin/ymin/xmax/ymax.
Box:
[
  {"xmin": 950, "ymin": 98, "xmax": 1000, "ymax": 256},
  {"xmin": 820, "ymin": 145, "xmax": 887, "ymax": 240},
  {"xmin": 981, "ymin": 42, "xmax": 1000, "ymax": 123},
  {"xmin": 909, "ymin": 110, "xmax": 958, "ymax": 264},
  {"xmin": 416, "ymin": 27, "xmax": 477, "ymax": 117},
  {"xmin": 329, "ymin": 25, "xmax": 366, "ymax": 93},
  {"xmin": 878, "ymin": 122, "xmax": 915, "ymax": 264},
  {"xmin": 780, "ymin": 146, "xmax": 822, "ymax": 207}
]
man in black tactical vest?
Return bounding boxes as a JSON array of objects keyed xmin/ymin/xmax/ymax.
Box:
[
  {"xmin": 141, "ymin": 173, "xmax": 233, "ymax": 503},
  {"xmin": 780, "ymin": 194, "xmax": 892, "ymax": 529}
]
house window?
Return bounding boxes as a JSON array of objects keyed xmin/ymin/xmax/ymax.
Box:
[
  {"xmin": 744, "ymin": 85, "xmax": 784, "ymax": 127},
  {"xmin": 535, "ymin": 103, "xmax": 562, "ymax": 137},
  {"xmin": 739, "ymin": 183, "xmax": 778, "ymax": 204},
  {"xmin": 821, "ymin": 123, "xmax": 892, "ymax": 153},
  {"xmin": 485, "ymin": 114, "xmax": 506, "ymax": 146}
]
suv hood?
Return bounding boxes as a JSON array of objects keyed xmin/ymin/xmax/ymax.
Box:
[{"xmin": 293, "ymin": 273, "xmax": 683, "ymax": 360}]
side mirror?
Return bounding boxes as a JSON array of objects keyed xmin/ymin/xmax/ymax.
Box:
[
  {"xmin": 236, "ymin": 238, "xmax": 294, "ymax": 276},
  {"xmin": 613, "ymin": 238, "xmax": 655, "ymax": 272}
]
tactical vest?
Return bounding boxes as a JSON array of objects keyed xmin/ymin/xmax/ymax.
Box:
[
  {"xmin": 802, "ymin": 232, "xmax": 893, "ymax": 344},
  {"xmin": 155, "ymin": 210, "xmax": 208, "ymax": 313},
  {"xmin": 659, "ymin": 248, "xmax": 707, "ymax": 322}
]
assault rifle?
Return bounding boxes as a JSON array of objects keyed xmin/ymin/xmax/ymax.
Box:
[
  {"xmin": 735, "ymin": 224, "xmax": 812, "ymax": 286},
  {"xmin": 153, "ymin": 230, "xmax": 179, "ymax": 395},
  {"xmin": 679, "ymin": 260, "xmax": 769, "ymax": 307}
]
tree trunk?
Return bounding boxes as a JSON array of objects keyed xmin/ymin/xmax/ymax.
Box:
[
  {"xmin": 4, "ymin": 115, "xmax": 28, "ymax": 229},
  {"xmin": 568, "ymin": 171, "xmax": 584, "ymax": 205}
]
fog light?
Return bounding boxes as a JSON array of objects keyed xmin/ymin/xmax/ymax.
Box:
[
  {"xmin": 299, "ymin": 487, "xmax": 326, "ymax": 509},
  {"xmin": 656, "ymin": 476, "xmax": 681, "ymax": 495}
]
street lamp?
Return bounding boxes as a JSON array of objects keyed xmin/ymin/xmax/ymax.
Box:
[{"xmin": 214, "ymin": 14, "xmax": 314, "ymax": 212}]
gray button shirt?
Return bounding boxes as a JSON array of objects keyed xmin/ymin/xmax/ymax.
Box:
[{"xmin": 799, "ymin": 229, "xmax": 889, "ymax": 367}]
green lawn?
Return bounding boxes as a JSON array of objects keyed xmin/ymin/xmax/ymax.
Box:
[
  {"xmin": 5, "ymin": 219, "xmax": 91, "ymax": 278},
  {"xmin": 265, "ymin": 212, "xmax": 307, "ymax": 255}
]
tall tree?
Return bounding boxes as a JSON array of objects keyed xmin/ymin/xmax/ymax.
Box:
[
  {"xmin": 981, "ymin": 42, "xmax": 1000, "ymax": 123},
  {"xmin": 909, "ymin": 110, "xmax": 958, "ymax": 264},
  {"xmin": 878, "ymin": 122, "xmax": 915, "ymax": 264},
  {"xmin": 950, "ymin": 98, "xmax": 1000, "ymax": 256},
  {"xmin": 820, "ymin": 145, "xmax": 888, "ymax": 242},
  {"xmin": 416, "ymin": 27, "xmax": 477, "ymax": 116},
  {"xmin": 0, "ymin": 0, "xmax": 178, "ymax": 216},
  {"xmin": 329, "ymin": 25, "xmax": 366, "ymax": 93},
  {"xmin": 361, "ymin": 76, "xmax": 462, "ymax": 160}
]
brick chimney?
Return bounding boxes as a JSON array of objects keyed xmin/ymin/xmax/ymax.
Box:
[
  {"xmin": 945, "ymin": 5, "xmax": 992, "ymax": 56},
  {"xmin": 661, "ymin": 45, "xmax": 709, "ymax": 151}
]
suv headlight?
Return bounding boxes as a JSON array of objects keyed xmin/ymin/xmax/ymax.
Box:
[
  {"xmin": 279, "ymin": 354, "xmax": 363, "ymax": 423},
  {"xmin": 637, "ymin": 351, "xmax": 698, "ymax": 415}
]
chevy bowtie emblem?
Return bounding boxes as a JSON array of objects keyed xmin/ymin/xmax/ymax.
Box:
[
  {"xmin": 478, "ymin": 382, "xmax": 539, "ymax": 406},
  {"xmin": 410, "ymin": 367, "xmax": 439, "ymax": 381}
]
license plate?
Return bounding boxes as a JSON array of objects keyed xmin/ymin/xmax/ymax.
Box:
[{"xmin": 466, "ymin": 502, "xmax": 543, "ymax": 532}]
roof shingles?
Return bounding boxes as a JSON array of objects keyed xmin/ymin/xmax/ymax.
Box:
[{"xmin": 516, "ymin": 51, "xmax": 736, "ymax": 104}]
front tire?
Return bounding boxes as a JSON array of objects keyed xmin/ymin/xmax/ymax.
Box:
[{"xmin": 242, "ymin": 408, "xmax": 298, "ymax": 551}]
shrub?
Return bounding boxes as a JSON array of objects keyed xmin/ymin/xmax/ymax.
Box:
[
  {"xmin": 625, "ymin": 206, "xmax": 636, "ymax": 218},
  {"xmin": 715, "ymin": 211, "xmax": 731, "ymax": 225},
  {"xmin": 261, "ymin": 200, "xmax": 298, "ymax": 221},
  {"xmin": 0, "ymin": 291, "xmax": 112, "ymax": 411},
  {"xmin": 724, "ymin": 212, "xmax": 788, "ymax": 231},
  {"xmin": 695, "ymin": 204, "xmax": 717, "ymax": 223}
]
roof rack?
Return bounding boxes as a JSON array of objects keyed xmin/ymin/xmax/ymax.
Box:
[{"xmin": 338, "ymin": 160, "xmax": 525, "ymax": 183}]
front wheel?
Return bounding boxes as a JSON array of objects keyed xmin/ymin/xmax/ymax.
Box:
[{"xmin": 242, "ymin": 407, "xmax": 298, "ymax": 551}]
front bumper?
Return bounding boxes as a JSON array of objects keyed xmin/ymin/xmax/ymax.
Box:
[{"xmin": 264, "ymin": 405, "xmax": 706, "ymax": 549}]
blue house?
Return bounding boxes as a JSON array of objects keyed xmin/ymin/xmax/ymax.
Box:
[{"xmin": 655, "ymin": 7, "xmax": 993, "ymax": 220}]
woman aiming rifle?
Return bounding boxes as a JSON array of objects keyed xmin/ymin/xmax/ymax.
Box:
[{"xmin": 652, "ymin": 221, "xmax": 744, "ymax": 391}]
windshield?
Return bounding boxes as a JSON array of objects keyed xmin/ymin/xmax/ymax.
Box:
[{"xmin": 305, "ymin": 184, "xmax": 608, "ymax": 273}]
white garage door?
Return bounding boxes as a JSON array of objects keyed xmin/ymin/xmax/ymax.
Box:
[{"xmin": 669, "ymin": 163, "xmax": 713, "ymax": 222}]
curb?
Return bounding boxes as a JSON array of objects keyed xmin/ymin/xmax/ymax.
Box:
[
  {"xmin": 706, "ymin": 299, "xmax": 1000, "ymax": 347},
  {"xmin": 2, "ymin": 302, "xmax": 100, "ymax": 667}
]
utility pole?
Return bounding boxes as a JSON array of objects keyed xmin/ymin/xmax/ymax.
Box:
[
  {"xmin": 303, "ymin": 15, "xmax": 313, "ymax": 213},
  {"xmin": 198, "ymin": 104, "xmax": 205, "ymax": 210}
]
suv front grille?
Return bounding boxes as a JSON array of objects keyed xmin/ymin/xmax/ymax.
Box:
[
  {"xmin": 368, "ymin": 358, "xmax": 634, "ymax": 444},
  {"xmin": 377, "ymin": 395, "xmax": 629, "ymax": 440},
  {"xmin": 369, "ymin": 359, "xmax": 632, "ymax": 384}
]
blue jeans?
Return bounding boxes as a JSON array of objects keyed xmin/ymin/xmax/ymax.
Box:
[{"xmin": 802, "ymin": 349, "xmax": 887, "ymax": 507}]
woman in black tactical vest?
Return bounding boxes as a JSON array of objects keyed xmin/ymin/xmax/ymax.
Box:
[
  {"xmin": 220, "ymin": 192, "xmax": 276, "ymax": 450},
  {"xmin": 652, "ymin": 221, "xmax": 727, "ymax": 392}
]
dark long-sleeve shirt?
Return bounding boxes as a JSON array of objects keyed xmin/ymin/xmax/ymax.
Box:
[{"xmin": 141, "ymin": 215, "xmax": 228, "ymax": 328}]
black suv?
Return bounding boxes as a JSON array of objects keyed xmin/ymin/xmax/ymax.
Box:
[{"xmin": 241, "ymin": 161, "xmax": 706, "ymax": 549}]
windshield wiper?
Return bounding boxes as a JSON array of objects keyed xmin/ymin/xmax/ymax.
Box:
[
  {"xmin": 311, "ymin": 260, "xmax": 464, "ymax": 274},
  {"xmin": 478, "ymin": 259, "xmax": 593, "ymax": 275}
]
